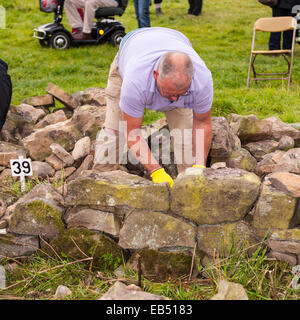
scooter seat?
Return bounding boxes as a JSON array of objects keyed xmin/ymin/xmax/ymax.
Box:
[{"xmin": 95, "ymin": 7, "xmax": 124, "ymax": 18}]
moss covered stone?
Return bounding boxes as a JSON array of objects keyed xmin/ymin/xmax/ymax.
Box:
[
  {"xmin": 253, "ymin": 181, "xmax": 297, "ymax": 237},
  {"xmin": 171, "ymin": 168, "xmax": 261, "ymax": 225},
  {"xmin": 227, "ymin": 113, "xmax": 272, "ymax": 143},
  {"xmin": 9, "ymin": 200, "xmax": 65, "ymax": 240},
  {"xmin": 45, "ymin": 228, "xmax": 123, "ymax": 271},
  {"xmin": 65, "ymin": 170, "xmax": 170, "ymax": 212},
  {"xmin": 197, "ymin": 220, "xmax": 259, "ymax": 257},
  {"xmin": 118, "ymin": 209, "xmax": 195, "ymax": 249},
  {"xmin": 126, "ymin": 249, "xmax": 197, "ymax": 281}
]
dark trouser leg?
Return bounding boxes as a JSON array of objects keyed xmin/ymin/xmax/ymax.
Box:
[
  {"xmin": 269, "ymin": 7, "xmax": 293, "ymax": 50},
  {"xmin": 192, "ymin": 0, "xmax": 202, "ymax": 15},
  {"xmin": 0, "ymin": 59, "xmax": 12, "ymax": 132}
]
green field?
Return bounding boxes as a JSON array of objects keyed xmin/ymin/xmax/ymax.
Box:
[
  {"xmin": 0, "ymin": 0, "xmax": 299, "ymax": 124},
  {"xmin": 1, "ymin": 0, "xmax": 300, "ymax": 300}
]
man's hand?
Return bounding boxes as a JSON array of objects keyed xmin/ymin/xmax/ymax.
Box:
[{"xmin": 150, "ymin": 168, "xmax": 174, "ymax": 188}]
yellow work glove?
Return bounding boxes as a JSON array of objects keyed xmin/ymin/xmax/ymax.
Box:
[
  {"xmin": 192, "ymin": 165, "xmax": 206, "ymax": 168},
  {"xmin": 150, "ymin": 168, "xmax": 174, "ymax": 188}
]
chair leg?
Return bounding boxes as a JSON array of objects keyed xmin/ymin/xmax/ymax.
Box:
[
  {"xmin": 247, "ymin": 53, "xmax": 254, "ymax": 87},
  {"xmin": 251, "ymin": 54, "xmax": 258, "ymax": 84},
  {"xmin": 287, "ymin": 54, "xmax": 294, "ymax": 90}
]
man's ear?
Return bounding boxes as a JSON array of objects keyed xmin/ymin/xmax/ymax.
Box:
[{"xmin": 153, "ymin": 70, "xmax": 159, "ymax": 80}]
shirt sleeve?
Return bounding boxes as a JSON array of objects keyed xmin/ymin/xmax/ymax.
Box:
[
  {"xmin": 119, "ymin": 79, "xmax": 145, "ymax": 118},
  {"xmin": 193, "ymin": 71, "xmax": 213, "ymax": 115}
]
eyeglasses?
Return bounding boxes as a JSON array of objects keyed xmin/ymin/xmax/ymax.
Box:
[{"xmin": 164, "ymin": 90, "xmax": 191, "ymax": 101}]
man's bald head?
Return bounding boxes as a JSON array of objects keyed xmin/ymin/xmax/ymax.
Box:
[{"xmin": 158, "ymin": 52, "xmax": 194, "ymax": 90}]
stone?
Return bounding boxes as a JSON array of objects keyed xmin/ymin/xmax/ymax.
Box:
[
  {"xmin": 23, "ymin": 94, "xmax": 54, "ymax": 107},
  {"xmin": 0, "ymin": 169, "xmax": 17, "ymax": 185},
  {"xmin": 253, "ymin": 180, "xmax": 297, "ymax": 237},
  {"xmin": 268, "ymin": 171, "xmax": 300, "ymax": 198},
  {"xmin": 46, "ymin": 83, "xmax": 80, "ymax": 110},
  {"xmin": 34, "ymin": 110, "xmax": 67, "ymax": 129},
  {"xmin": 11, "ymin": 104, "xmax": 46, "ymax": 124},
  {"xmin": 210, "ymin": 280, "xmax": 248, "ymax": 300},
  {"xmin": 21, "ymin": 118, "xmax": 82, "ymax": 161},
  {"xmin": 0, "ymin": 141, "xmax": 27, "ymax": 167},
  {"xmin": 66, "ymin": 154, "xmax": 94, "ymax": 181},
  {"xmin": 197, "ymin": 221, "xmax": 258, "ymax": 257},
  {"xmin": 211, "ymin": 162, "xmax": 227, "ymax": 169},
  {"xmin": 256, "ymin": 148, "xmax": 300, "ymax": 176},
  {"xmin": 290, "ymin": 123, "xmax": 300, "ymax": 130},
  {"xmin": 45, "ymin": 154, "xmax": 66, "ymax": 170},
  {"xmin": 277, "ymin": 135, "xmax": 295, "ymax": 151},
  {"xmin": 267, "ymin": 239, "xmax": 300, "ymax": 254},
  {"xmin": 0, "ymin": 266, "xmax": 5, "ymax": 289},
  {"xmin": 270, "ymin": 228, "xmax": 300, "ymax": 242},
  {"xmin": 64, "ymin": 208, "xmax": 121, "ymax": 237},
  {"xmin": 99, "ymin": 281, "xmax": 167, "ymax": 300},
  {"xmin": 0, "ymin": 233, "xmax": 39, "ymax": 258},
  {"xmin": 45, "ymin": 228, "xmax": 123, "ymax": 271},
  {"xmin": 0, "ymin": 112, "xmax": 35, "ymax": 144},
  {"xmin": 264, "ymin": 117, "xmax": 300, "ymax": 145},
  {"xmin": 126, "ymin": 249, "xmax": 198, "ymax": 281},
  {"xmin": 226, "ymin": 148, "xmax": 257, "ymax": 172},
  {"xmin": 32, "ymin": 161, "xmax": 55, "ymax": 178},
  {"xmin": 9, "ymin": 184, "xmax": 65, "ymax": 240},
  {"xmin": 210, "ymin": 117, "xmax": 241, "ymax": 158},
  {"xmin": 171, "ymin": 168, "xmax": 261, "ymax": 225},
  {"xmin": 267, "ymin": 250, "xmax": 297, "ymax": 266},
  {"xmin": 72, "ymin": 136, "xmax": 91, "ymax": 161},
  {"xmin": 79, "ymin": 87, "xmax": 107, "ymax": 106},
  {"xmin": 227, "ymin": 113, "xmax": 272, "ymax": 143},
  {"xmin": 54, "ymin": 167, "xmax": 76, "ymax": 181},
  {"xmin": 54, "ymin": 285, "xmax": 72, "ymax": 299},
  {"xmin": 244, "ymin": 140, "xmax": 279, "ymax": 161},
  {"xmin": 71, "ymin": 105, "xmax": 106, "ymax": 139},
  {"xmin": 65, "ymin": 170, "xmax": 170, "ymax": 212},
  {"xmin": 50, "ymin": 143, "xmax": 74, "ymax": 167},
  {"xmin": 118, "ymin": 210, "xmax": 195, "ymax": 250},
  {"xmin": 0, "ymin": 200, "xmax": 6, "ymax": 219}
]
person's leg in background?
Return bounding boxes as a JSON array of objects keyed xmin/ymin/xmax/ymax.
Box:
[
  {"xmin": 282, "ymin": 9, "xmax": 293, "ymax": 49},
  {"xmin": 269, "ymin": 6, "xmax": 292, "ymax": 50},
  {"xmin": 82, "ymin": 0, "xmax": 118, "ymax": 34},
  {"xmin": 64, "ymin": 0, "xmax": 86, "ymax": 32},
  {"xmin": 133, "ymin": 0, "xmax": 151, "ymax": 28},
  {"xmin": 0, "ymin": 59, "xmax": 12, "ymax": 132},
  {"xmin": 187, "ymin": 0, "xmax": 202, "ymax": 17},
  {"xmin": 154, "ymin": 0, "xmax": 162, "ymax": 16},
  {"xmin": 187, "ymin": 0, "xmax": 194, "ymax": 14}
]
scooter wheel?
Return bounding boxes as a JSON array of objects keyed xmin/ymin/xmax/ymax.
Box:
[
  {"xmin": 39, "ymin": 39, "xmax": 50, "ymax": 47},
  {"xmin": 110, "ymin": 30, "xmax": 126, "ymax": 47},
  {"xmin": 50, "ymin": 32, "xmax": 71, "ymax": 50}
]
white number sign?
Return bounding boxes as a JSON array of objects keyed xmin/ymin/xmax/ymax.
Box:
[{"xmin": 10, "ymin": 156, "xmax": 33, "ymax": 192}]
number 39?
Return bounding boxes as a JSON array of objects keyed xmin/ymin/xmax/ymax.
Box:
[{"xmin": 10, "ymin": 159, "xmax": 32, "ymax": 176}]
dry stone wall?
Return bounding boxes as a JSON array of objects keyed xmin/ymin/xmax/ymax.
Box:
[{"xmin": 1, "ymin": 84, "xmax": 300, "ymax": 281}]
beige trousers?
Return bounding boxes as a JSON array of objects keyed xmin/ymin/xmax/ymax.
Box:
[
  {"xmin": 94, "ymin": 53, "xmax": 194, "ymax": 173},
  {"xmin": 65, "ymin": 0, "xmax": 118, "ymax": 33}
]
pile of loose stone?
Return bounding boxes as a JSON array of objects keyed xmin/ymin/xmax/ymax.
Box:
[{"xmin": 1, "ymin": 83, "xmax": 300, "ymax": 286}]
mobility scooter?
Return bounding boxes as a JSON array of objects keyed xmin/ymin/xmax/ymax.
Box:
[{"xmin": 34, "ymin": 0, "xmax": 128, "ymax": 49}]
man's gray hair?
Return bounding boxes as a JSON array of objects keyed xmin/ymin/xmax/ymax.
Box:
[{"xmin": 158, "ymin": 51, "xmax": 194, "ymax": 84}]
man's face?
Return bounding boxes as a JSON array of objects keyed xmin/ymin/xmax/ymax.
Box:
[{"xmin": 154, "ymin": 70, "xmax": 191, "ymax": 102}]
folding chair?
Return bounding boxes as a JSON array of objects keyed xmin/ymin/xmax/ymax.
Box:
[{"xmin": 247, "ymin": 16, "xmax": 297, "ymax": 90}]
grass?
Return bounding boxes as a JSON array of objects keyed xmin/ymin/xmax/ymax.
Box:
[
  {"xmin": 0, "ymin": 0, "xmax": 300, "ymax": 300},
  {"xmin": 0, "ymin": 0, "xmax": 299, "ymax": 124},
  {"xmin": 1, "ymin": 235, "xmax": 300, "ymax": 300}
]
